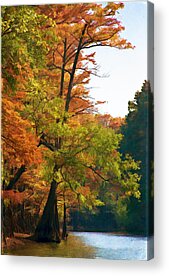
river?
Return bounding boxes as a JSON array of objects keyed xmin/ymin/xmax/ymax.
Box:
[{"xmin": 6, "ymin": 232, "xmax": 153, "ymax": 260}]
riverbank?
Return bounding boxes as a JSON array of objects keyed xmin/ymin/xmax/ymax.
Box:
[
  {"xmin": 1, "ymin": 231, "xmax": 149, "ymax": 255},
  {"xmin": 2, "ymin": 232, "xmax": 95, "ymax": 258},
  {"xmin": 2, "ymin": 232, "xmax": 150, "ymax": 260},
  {"xmin": 1, "ymin": 233, "xmax": 35, "ymax": 254}
]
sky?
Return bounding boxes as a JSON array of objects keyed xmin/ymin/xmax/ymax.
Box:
[{"xmin": 86, "ymin": 1, "xmax": 148, "ymax": 117}]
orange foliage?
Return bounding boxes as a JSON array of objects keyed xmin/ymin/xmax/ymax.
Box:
[
  {"xmin": 2, "ymin": 94, "xmax": 42, "ymax": 168},
  {"xmin": 96, "ymin": 114, "xmax": 125, "ymax": 130},
  {"xmin": 2, "ymin": 190, "xmax": 26, "ymax": 205}
]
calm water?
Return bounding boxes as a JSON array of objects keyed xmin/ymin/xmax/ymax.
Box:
[
  {"xmin": 6, "ymin": 232, "xmax": 153, "ymax": 260},
  {"xmin": 73, "ymin": 232, "xmax": 152, "ymax": 260}
]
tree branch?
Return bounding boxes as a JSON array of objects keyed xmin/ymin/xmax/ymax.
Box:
[
  {"xmin": 38, "ymin": 135, "xmax": 56, "ymax": 152},
  {"xmin": 76, "ymin": 67, "xmax": 107, "ymax": 78},
  {"xmin": 83, "ymin": 164, "xmax": 110, "ymax": 182},
  {"xmin": 47, "ymin": 63, "xmax": 71, "ymax": 75},
  {"xmin": 2, "ymin": 27, "xmax": 12, "ymax": 37}
]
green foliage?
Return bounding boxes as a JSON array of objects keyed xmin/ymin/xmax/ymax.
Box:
[
  {"xmin": 120, "ymin": 81, "xmax": 154, "ymax": 236},
  {"xmin": 1, "ymin": 5, "xmax": 50, "ymax": 94}
]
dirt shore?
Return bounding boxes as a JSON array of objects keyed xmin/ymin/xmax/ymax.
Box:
[{"xmin": 1, "ymin": 233, "xmax": 33, "ymax": 254}]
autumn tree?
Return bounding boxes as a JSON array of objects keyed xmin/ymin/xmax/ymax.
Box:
[
  {"xmin": 2, "ymin": 3, "xmax": 141, "ymax": 243},
  {"xmin": 1, "ymin": 5, "xmax": 50, "ymax": 190},
  {"xmin": 24, "ymin": 2, "xmax": 136, "ymax": 242},
  {"xmin": 1, "ymin": 5, "xmax": 50, "ymax": 239},
  {"xmin": 96, "ymin": 114, "xmax": 125, "ymax": 132}
]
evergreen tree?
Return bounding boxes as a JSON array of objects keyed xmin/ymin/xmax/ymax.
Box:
[{"xmin": 120, "ymin": 81, "xmax": 154, "ymax": 236}]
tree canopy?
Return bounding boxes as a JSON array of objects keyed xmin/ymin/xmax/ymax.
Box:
[{"xmin": 1, "ymin": 3, "xmax": 152, "ymax": 245}]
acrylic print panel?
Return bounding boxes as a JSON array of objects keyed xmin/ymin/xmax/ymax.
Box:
[{"xmin": 1, "ymin": 0, "xmax": 154, "ymax": 260}]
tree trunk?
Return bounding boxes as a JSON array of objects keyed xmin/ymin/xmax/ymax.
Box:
[
  {"xmin": 2, "ymin": 202, "xmax": 14, "ymax": 239},
  {"xmin": 33, "ymin": 179, "xmax": 61, "ymax": 242},
  {"xmin": 6, "ymin": 165, "xmax": 26, "ymax": 190},
  {"xmin": 62, "ymin": 202, "xmax": 67, "ymax": 240},
  {"xmin": 55, "ymin": 194, "xmax": 61, "ymax": 237},
  {"xmin": 65, "ymin": 24, "xmax": 87, "ymax": 112}
]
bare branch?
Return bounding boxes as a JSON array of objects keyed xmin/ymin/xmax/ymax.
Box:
[
  {"xmin": 47, "ymin": 64, "xmax": 71, "ymax": 75},
  {"xmin": 76, "ymin": 67, "xmax": 108, "ymax": 78}
]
